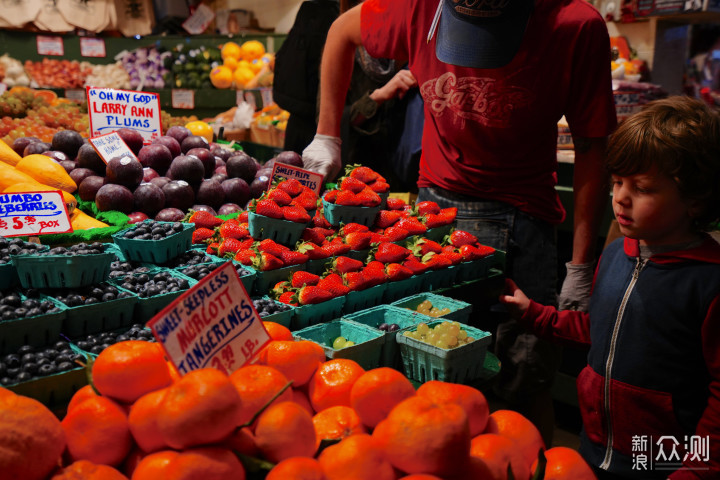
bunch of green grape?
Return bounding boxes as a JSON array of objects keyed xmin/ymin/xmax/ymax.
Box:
[
  {"xmin": 332, "ymin": 336, "xmax": 355, "ymax": 349},
  {"xmin": 411, "ymin": 299, "xmax": 452, "ymax": 317},
  {"xmin": 402, "ymin": 321, "xmax": 475, "ymax": 349}
]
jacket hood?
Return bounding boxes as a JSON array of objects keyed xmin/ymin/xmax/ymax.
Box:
[{"xmin": 623, "ymin": 234, "xmax": 720, "ymax": 265}]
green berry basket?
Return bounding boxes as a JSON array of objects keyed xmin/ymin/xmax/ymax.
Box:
[
  {"xmin": 293, "ymin": 319, "xmax": 384, "ymax": 370},
  {"xmin": 395, "ymin": 320, "xmax": 492, "ymax": 383},
  {"xmin": 304, "ymin": 258, "xmax": 331, "ymax": 275},
  {"xmin": 342, "ymin": 305, "xmax": 425, "ymax": 368},
  {"xmin": 345, "ymin": 248, "xmax": 371, "ymax": 262},
  {"xmin": 250, "ymin": 263, "xmax": 306, "ymax": 296},
  {"xmin": 390, "ymin": 292, "xmax": 473, "ymax": 323},
  {"xmin": 424, "ymin": 265, "xmax": 460, "ymax": 290},
  {"xmin": 176, "ymin": 259, "xmax": 257, "ymax": 296},
  {"xmin": 0, "ymin": 293, "xmax": 67, "ymax": 355},
  {"xmin": 342, "ymin": 283, "xmax": 388, "ymax": 315},
  {"xmin": 291, "ymin": 296, "xmax": 345, "ymax": 331},
  {"xmin": 112, "ymin": 221, "xmax": 194, "ymax": 264},
  {"xmin": 54, "ymin": 286, "xmax": 139, "ymax": 338},
  {"xmin": 248, "ymin": 211, "xmax": 308, "ymax": 247},
  {"xmin": 109, "ymin": 269, "xmax": 197, "ymax": 323},
  {"xmin": 322, "ymin": 198, "xmax": 381, "ymax": 227},
  {"xmin": 0, "ymin": 243, "xmax": 49, "ymax": 290},
  {"xmin": 423, "ymin": 224, "xmax": 453, "ymax": 242},
  {"xmin": 255, "ymin": 295, "xmax": 296, "ymax": 329},
  {"xmin": 383, "ymin": 274, "xmax": 427, "ymax": 303},
  {"xmin": 6, "ymin": 365, "xmax": 88, "ymax": 407},
  {"xmin": 456, "ymin": 254, "xmax": 496, "ymax": 283},
  {"xmin": 11, "ymin": 248, "xmax": 115, "ymax": 289}
]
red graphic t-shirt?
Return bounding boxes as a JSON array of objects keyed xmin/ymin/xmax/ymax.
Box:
[{"xmin": 361, "ymin": 0, "xmax": 618, "ymax": 224}]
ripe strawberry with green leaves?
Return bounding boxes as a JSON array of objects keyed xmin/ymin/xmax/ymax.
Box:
[
  {"xmin": 290, "ymin": 190, "xmax": 319, "ymax": 211},
  {"xmin": 218, "ymin": 238, "xmax": 245, "ymax": 258},
  {"xmin": 340, "ymin": 223, "xmax": 370, "ymax": 235},
  {"xmin": 356, "ymin": 187, "xmax": 382, "ymax": 207},
  {"xmin": 296, "ymin": 241, "xmax": 331, "ymax": 260},
  {"xmin": 343, "ymin": 231, "xmax": 373, "ymax": 251},
  {"xmin": 234, "ymin": 248, "xmax": 256, "ymax": 266},
  {"xmin": 206, "ymin": 242, "xmax": 219, "ymax": 255},
  {"xmin": 218, "ymin": 219, "xmax": 249, "ymax": 240},
  {"xmin": 415, "ymin": 201, "xmax": 441, "ymax": 216},
  {"xmin": 272, "ymin": 280, "xmax": 292, "ymax": 298},
  {"xmin": 369, "ymin": 232, "xmax": 389, "ymax": 244},
  {"xmin": 448, "ymin": 230, "xmax": 479, "ymax": 247},
  {"xmin": 375, "ymin": 210, "xmax": 402, "ymax": 229},
  {"xmin": 192, "ymin": 227, "xmax": 215, "ymax": 244},
  {"xmin": 331, "ymin": 256, "xmax": 364, "ymax": 274},
  {"xmin": 347, "ymin": 164, "xmax": 379, "ymax": 183},
  {"xmin": 344, "ymin": 271, "xmax": 369, "ymax": 291},
  {"xmin": 396, "ymin": 217, "xmax": 428, "ymax": 236},
  {"xmin": 280, "ymin": 250, "xmax": 309, "ymax": 266},
  {"xmin": 282, "ymin": 205, "xmax": 311, "ymax": 223},
  {"xmin": 185, "ymin": 210, "xmax": 222, "ymax": 229},
  {"xmin": 362, "ymin": 264, "xmax": 388, "ymax": 287},
  {"xmin": 254, "ymin": 199, "xmax": 284, "ymax": 219},
  {"xmin": 367, "ymin": 180, "xmax": 390, "ymax": 193},
  {"xmin": 291, "ymin": 270, "xmax": 321, "ymax": 288},
  {"xmin": 317, "ymin": 273, "xmax": 351, "ymax": 297},
  {"xmin": 373, "ymin": 242, "xmax": 411, "ymax": 264},
  {"xmin": 383, "ymin": 226, "xmax": 410, "ymax": 242},
  {"xmin": 277, "ymin": 178, "xmax": 304, "ymax": 197},
  {"xmin": 325, "ymin": 238, "xmax": 351, "ymax": 256},
  {"xmin": 323, "ymin": 189, "xmax": 339, "ymax": 204},
  {"xmin": 302, "ymin": 227, "xmax": 332, "ymax": 245},
  {"xmin": 385, "ymin": 263, "xmax": 413, "ymax": 282},
  {"xmin": 267, "ymin": 188, "xmax": 293, "ymax": 206},
  {"xmin": 258, "ymin": 239, "xmax": 290, "ymax": 258},
  {"xmin": 277, "ymin": 291, "xmax": 298, "ymax": 306},
  {"xmin": 252, "ymin": 251, "xmax": 284, "ymax": 271},
  {"xmin": 385, "ymin": 197, "xmax": 407, "ymax": 210},
  {"xmin": 408, "ymin": 238, "xmax": 443, "ymax": 256},
  {"xmin": 335, "ymin": 190, "xmax": 360, "ymax": 206},
  {"xmin": 312, "ymin": 210, "xmax": 332, "ymax": 228},
  {"xmin": 423, "ymin": 252, "xmax": 454, "ymax": 270},
  {"xmin": 403, "ymin": 256, "xmax": 429, "ymax": 275},
  {"xmin": 294, "ymin": 285, "xmax": 334, "ymax": 305},
  {"xmin": 339, "ymin": 176, "xmax": 367, "ymax": 194}
]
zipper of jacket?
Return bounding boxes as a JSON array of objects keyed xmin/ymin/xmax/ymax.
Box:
[{"xmin": 599, "ymin": 256, "xmax": 648, "ymax": 470}]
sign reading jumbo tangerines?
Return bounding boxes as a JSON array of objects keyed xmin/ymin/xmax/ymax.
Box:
[
  {"xmin": 86, "ymin": 86, "xmax": 162, "ymax": 144},
  {"xmin": 147, "ymin": 262, "xmax": 271, "ymax": 376},
  {"xmin": 0, "ymin": 190, "xmax": 72, "ymax": 237},
  {"xmin": 271, "ymin": 163, "xmax": 324, "ymax": 195}
]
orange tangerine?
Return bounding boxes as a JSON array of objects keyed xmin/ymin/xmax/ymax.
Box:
[
  {"xmin": 221, "ymin": 42, "xmax": 241, "ymax": 60},
  {"xmin": 210, "ymin": 66, "xmax": 233, "ymax": 89}
]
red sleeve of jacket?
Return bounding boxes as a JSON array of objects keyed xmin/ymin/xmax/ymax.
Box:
[
  {"xmin": 519, "ymin": 300, "xmax": 592, "ymax": 348},
  {"xmin": 669, "ymin": 295, "xmax": 720, "ymax": 479}
]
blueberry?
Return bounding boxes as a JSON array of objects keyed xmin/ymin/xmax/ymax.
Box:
[
  {"xmin": 90, "ymin": 345, "xmax": 104, "ymax": 354},
  {"xmin": 6, "ymin": 367, "xmax": 20, "ymax": 378},
  {"xmin": 38, "ymin": 363, "xmax": 57, "ymax": 376},
  {"xmin": 56, "ymin": 361, "xmax": 75, "ymax": 372},
  {"xmin": 18, "ymin": 344, "xmax": 35, "ymax": 355},
  {"xmin": 21, "ymin": 362, "xmax": 38, "ymax": 375},
  {"xmin": 0, "ymin": 377, "xmax": 13, "ymax": 385},
  {"xmin": 4, "ymin": 354, "xmax": 20, "ymax": 369},
  {"xmin": 15, "ymin": 371, "xmax": 32, "ymax": 382}
]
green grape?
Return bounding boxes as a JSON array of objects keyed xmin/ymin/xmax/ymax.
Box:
[
  {"xmin": 457, "ymin": 329, "xmax": 468, "ymax": 340},
  {"xmin": 447, "ymin": 323, "xmax": 460, "ymax": 337},
  {"xmin": 345, "ymin": 341, "xmax": 355, "ymax": 347},
  {"xmin": 446, "ymin": 335, "xmax": 459, "ymax": 347},
  {"xmin": 435, "ymin": 340, "xmax": 449, "ymax": 349},
  {"xmin": 332, "ymin": 336, "xmax": 347, "ymax": 349},
  {"xmin": 416, "ymin": 323, "xmax": 430, "ymax": 336},
  {"xmin": 465, "ymin": 336, "xmax": 475, "ymax": 344}
]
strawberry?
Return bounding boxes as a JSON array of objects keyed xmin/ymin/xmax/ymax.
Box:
[
  {"xmin": 365, "ymin": 260, "xmax": 387, "ymax": 272},
  {"xmin": 344, "ymin": 271, "xmax": 369, "ymax": 291},
  {"xmin": 340, "ymin": 176, "xmax": 367, "ymax": 193},
  {"xmin": 218, "ymin": 220, "xmax": 249, "ymax": 240},
  {"xmin": 448, "ymin": 230, "xmax": 479, "ymax": 247},
  {"xmin": 423, "ymin": 252, "xmax": 453, "ymax": 270},
  {"xmin": 297, "ymin": 241, "xmax": 331, "ymax": 260},
  {"xmin": 332, "ymin": 256, "xmax": 364, "ymax": 273},
  {"xmin": 258, "ymin": 239, "xmax": 290, "ymax": 258},
  {"xmin": 326, "ymin": 238, "xmax": 351, "ymax": 256},
  {"xmin": 290, "ymin": 190, "xmax": 319, "ymax": 211},
  {"xmin": 356, "ymin": 187, "xmax": 381, "ymax": 207},
  {"xmin": 317, "ymin": 273, "xmax": 350, "ymax": 297},
  {"xmin": 185, "ymin": 210, "xmax": 222, "ymax": 229},
  {"xmin": 267, "ymin": 188, "xmax": 293, "ymax": 206},
  {"xmin": 280, "ymin": 250, "xmax": 309, "ymax": 266},
  {"xmin": 192, "ymin": 227, "xmax": 215, "ymax": 244},
  {"xmin": 237, "ymin": 238, "xmax": 255, "ymax": 250},
  {"xmin": 367, "ymin": 180, "xmax": 390, "ymax": 193},
  {"xmin": 272, "ymin": 280, "xmax": 292, "ymax": 299},
  {"xmin": 423, "ymin": 213, "xmax": 447, "ymax": 229},
  {"xmin": 302, "ymin": 227, "xmax": 332, "ymax": 245},
  {"xmin": 408, "ymin": 238, "xmax": 443, "ymax": 256},
  {"xmin": 237, "ymin": 211, "xmax": 249, "ymax": 223},
  {"xmin": 375, "ymin": 210, "xmax": 402, "ymax": 229},
  {"xmin": 403, "ymin": 256, "xmax": 429, "ymax": 275},
  {"xmin": 295, "ymin": 285, "xmax": 334, "ymax": 305},
  {"xmin": 443, "ymin": 249, "xmax": 463, "ymax": 265},
  {"xmin": 282, "ymin": 205, "xmax": 311, "ymax": 223},
  {"xmin": 253, "ymin": 252, "xmax": 284, "ymax": 271},
  {"xmin": 459, "ymin": 244, "xmax": 486, "ymax": 261},
  {"xmin": 278, "ymin": 291, "xmax": 298, "ymax": 306},
  {"xmin": 277, "ymin": 178, "xmax": 304, "ymax": 197},
  {"xmin": 344, "ymin": 231, "xmax": 373, "ymax": 250},
  {"xmin": 234, "ymin": 248, "xmax": 256, "ymax": 265},
  {"xmin": 218, "ymin": 238, "xmax": 244, "ymax": 258},
  {"xmin": 335, "ymin": 190, "xmax": 360, "ymax": 206},
  {"xmin": 373, "ymin": 242, "xmax": 411, "ymax": 264},
  {"xmin": 440, "ymin": 207, "xmax": 457, "ymax": 222},
  {"xmin": 312, "ymin": 210, "xmax": 332, "ymax": 228},
  {"xmin": 384, "ymin": 226, "xmax": 410, "ymax": 242},
  {"xmin": 206, "ymin": 242, "xmax": 219, "ymax": 254},
  {"xmin": 396, "ymin": 217, "xmax": 428, "ymax": 235},
  {"xmin": 385, "ymin": 263, "xmax": 413, "ymax": 282},
  {"xmin": 348, "ymin": 165, "xmax": 379, "ymax": 183},
  {"xmin": 291, "ymin": 270, "xmax": 321, "ymax": 288},
  {"xmin": 340, "ymin": 223, "xmax": 370, "ymax": 234},
  {"xmin": 362, "ymin": 264, "xmax": 387, "ymax": 287},
  {"xmin": 385, "ymin": 197, "xmax": 407, "ymax": 210},
  {"xmin": 477, "ymin": 244, "xmax": 495, "ymax": 257},
  {"xmin": 323, "ymin": 189, "xmax": 339, "ymax": 204},
  {"xmin": 255, "ymin": 199, "xmax": 284, "ymax": 219},
  {"xmin": 415, "ymin": 201, "xmax": 441, "ymax": 216}
]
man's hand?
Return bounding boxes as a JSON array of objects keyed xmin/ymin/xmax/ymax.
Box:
[
  {"xmin": 557, "ymin": 262, "xmax": 594, "ymax": 311},
  {"xmin": 370, "ymin": 70, "xmax": 418, "ymax": 104},
  {"xmin": 302, "ymin": 134, "xmax": 342, "ymax": 183},
  {"xmin": 499, "ymin": 278, "xmax": 531, "ymax": 319}
]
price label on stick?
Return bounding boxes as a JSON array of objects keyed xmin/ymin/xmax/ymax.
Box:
[
  {"xmin": 147, "ymin": 262, "xmax": 271, "ymax": 376},
  {"xmin": 89, "ymin": 132, "xmax": 137, "ymax": 165},
  {"xmin": 271, "ymin": 162, "xmax": 324, "ymax": 196},
  {"xmin": 0, "ymin": 190, "xmax": 72, "ymax": 237}
]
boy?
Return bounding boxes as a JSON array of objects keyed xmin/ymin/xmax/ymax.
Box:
[{"xmin": 500, "ymin": 96, "xmax": 720, "ymax": 479}]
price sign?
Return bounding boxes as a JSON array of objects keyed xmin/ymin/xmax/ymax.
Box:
[
  {"xmin": 87, "ymin": 86, "xmax": 162, "ymax": 144},
  {"xmin": 271, "ymin": 163, "xmax": 324, "ymax": 195},
  {"xmin": 80, "ymin": 37, "xmax": 106, "ymax": 58},
  {"xmin": 148, "ymin": 262, "xmax": 271, "ymax": 376},
  {"xmin": 65, "ymin": 89, "xmax": 86, "ymax": 103},
  {"xmin": 89, "ymin": 132, "xmax": 137, "ymax": 165},
  {"xmin": 182, "ymin": 3, "xmax": 216, "ymax": 35},
  {"xmin": 260, "ymin": 88, "xmax": 274, "ymax": 108},
  {"xmin": 172, "ymin": 89, "xmax": 195, "ymax": 109},
  {"xmin": 0, "ymin": 191, "xmax": 72, "ymax": 237},
  {"xmin": 36, "ymin": 35, "xmax": 64, "ymax": 56}
]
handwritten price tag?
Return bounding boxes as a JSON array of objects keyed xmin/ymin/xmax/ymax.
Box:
[
  {"xmin": 271, "ymin": 163, "xmax": 324, "ymax": 195},
  {"xmin": 80, "ymin": 37, "xmax": 106, "ymax": 58},
  {"xmin": 147, "ymin": 262, "xmax": 271, "ymax": 376},
  {"xmin": 172, "ymin": 89, "xmax": 195, "ymax": 109},
  {"xmin": 87, "ymin": 87, "xmax": 162, "ymax": 144},
  {"xmin": 36, "ymin": 36, "xmax": 64, "ymax": 56},
  {"xmin": 0, "ymin": 191, "xmax": 72, "ymax": 237},
  {"xmin": 89, "ymin": 132, "xmax": 137, "ymax": 165}
]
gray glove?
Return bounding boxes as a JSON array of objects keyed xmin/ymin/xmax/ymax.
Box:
[
  {"xmin": 557, "ymin": 262, "xmax": 594, "ymax": 312},
  {"xmin": 302, "ymin": 134, "xmax": 342, "ymax": 183}
]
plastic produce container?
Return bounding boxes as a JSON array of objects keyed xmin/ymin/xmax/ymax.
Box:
[
  {"xmin": 342, "ymin": 305, "xmax": 425, "ymax": 368},
  {"xmin": 390, "ymin": 292, "xmax": 472, "ymax": 323},
  {"xmin": 6, "ymin": 366, "xmax": 87, "ymax": 407},
  {"xmin": 456, "ymin": 254, "xmax": 496, "ymax": 282},
  {"xmin": 291, "ymin": 296, "xmax": 345, "ymax": 331},
  {"xmin": 342, "ymin": 283, "xmax": 387, "ymax": 315},
  {"xmin": 383, "ymin": 274, "xmax": 426, "ymax": 303},
  {"xmin": 396, "ymin": 320, "xmax": 492, "ymax": 383},
  {"xmin": 12, "ymin": 249, "xmax": 114, "ymax": 289},
  {"xmin": 322, "ymin": 198, "xmax": 381, "ymax": 227},
  {"xmin": 112, "ymin": 221, "xmax": 194, "ymax": 264},
  {"xmin": 109, "ymin": 269, "xmax": 197, "ymax": 323},
  {"xmin": 254, "ymin": 296, "xmax": 295, "ymax": 328},
  {"xmin": 0, "ymin": 293, "xmax": 67, "ymax": 355},
  {"xmin": 55, "ymin": 287, "xmax": 139, "ymax": 337},
  {"xmin": 248, "ymin": 211, "xmax": 308, "ymax": 247},
  {"xmin": 294, "ymin": 319, "xmax": 384, "ymax": 370}
]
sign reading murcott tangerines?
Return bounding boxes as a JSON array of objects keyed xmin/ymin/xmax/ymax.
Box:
[{"xmin": 147, "ymin": 262, "xmax": 271, "ymax": 376}]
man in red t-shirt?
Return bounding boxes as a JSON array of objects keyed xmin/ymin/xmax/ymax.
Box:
[{"xmin": 303, "ymin": 0, "xmax": 617, "ymax": 445}]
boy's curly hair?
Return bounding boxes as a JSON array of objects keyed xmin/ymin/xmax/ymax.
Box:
[{"xmin": 606, "ymin": 95, "xmax": 720, "ymax": 231}]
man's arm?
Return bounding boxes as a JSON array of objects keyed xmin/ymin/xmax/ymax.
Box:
[{"xmin": 316, "ymin": 5, "xmax": 363, "ymax": 137}]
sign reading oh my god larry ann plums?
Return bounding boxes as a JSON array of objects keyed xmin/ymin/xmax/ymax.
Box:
[
  {"xmin": 86, "ymin": 86, "xmax": 162, "ymax": 144},
  {"xmin": 147, "ymin": 262, "xmax": 271, "ymax": 376}
]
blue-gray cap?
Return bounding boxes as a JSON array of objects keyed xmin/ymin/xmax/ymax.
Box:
[{"xmin": 435, "ymin": 0, "xmax": 534, "ymax": 69}]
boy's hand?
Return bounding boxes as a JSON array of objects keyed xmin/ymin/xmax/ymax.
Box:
[{"xmin": 499, "ymin": 278, "xmax": 530, "ymax": 319}]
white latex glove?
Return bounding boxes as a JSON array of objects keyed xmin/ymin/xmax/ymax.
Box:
[
  {"xmin": 557, "ymin": 262, "xmax": 594, "ymax": 312},
  {"xmin": 302, "ymin": 134, "xmax": 342, "ymax": 183}
]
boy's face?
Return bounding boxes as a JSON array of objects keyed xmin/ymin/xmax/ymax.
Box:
[{"xmin": 612, "ymin": 166, "xmax": 699, "ymax": 246}]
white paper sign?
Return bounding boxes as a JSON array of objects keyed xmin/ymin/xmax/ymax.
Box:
[
  {"xmin": 182, "ymin": 3, "xmax": 216, "ymax": 35},
  {"xmin": 271, "ymin": 163, "xmax": 324, "ymax": 195},
  {"xmin": 260, "ymin": 87, "xmax": 274, "ymax": 108},
  {"xmin": 36, "ymin": 35, "xmax": 64, "ymax": 56},
  {"xmin": 80, "ymin": 37, "xmax": 106, "ymax": 58},
  {"xmin": 65, "ymin": 89, "xmax": 86, "ymax": 103},
  {"xmin": 148, "ymin": 262, "xmax": 271, "ymax": 376},
  {"xmin": 87, "ymin": 86, "xmax": 162, "ymax": 144},
  {"xmin": 172, "ymin": 89, "xmax": 195, "ymax": 109},
  {"xmin": 89, "ymin": 132, "xmax": 138, "ymax": 165},
  {"xmin": 0, "ymin": 191, "xmax": 72, "ymax": 237}
]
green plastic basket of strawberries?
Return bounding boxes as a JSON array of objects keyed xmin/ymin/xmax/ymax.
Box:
[{"xmin": 321, "ymin": 164, "xmax": 389, "ymax": 226}]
